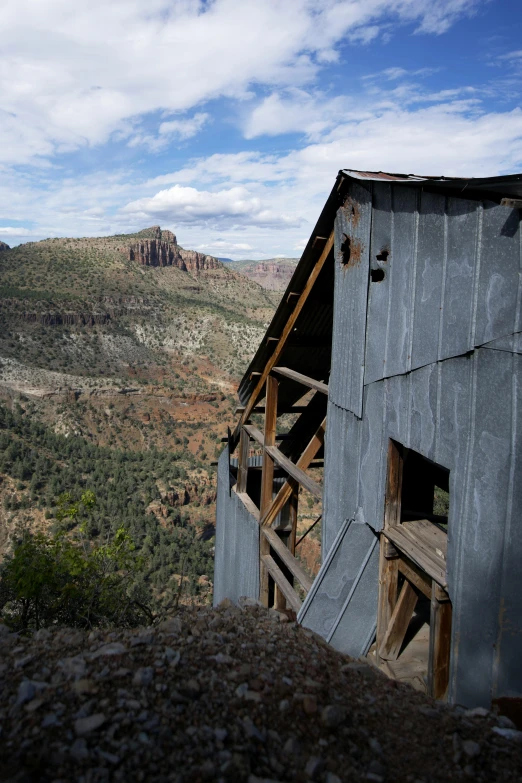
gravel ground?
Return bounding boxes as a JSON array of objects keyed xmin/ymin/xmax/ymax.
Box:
[{"xmin": 1, "ymin": 598, "xmax": 521, "ymax": 782}]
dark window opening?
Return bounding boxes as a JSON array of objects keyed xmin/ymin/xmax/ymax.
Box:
[{"xmin": 400, "ymin": 448, "xmax": 450, "ymax": 530}]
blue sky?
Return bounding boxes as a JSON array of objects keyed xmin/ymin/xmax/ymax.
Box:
[{"xmin": 1, "ymin": 0, "xmax": 521, "ymax": 258}]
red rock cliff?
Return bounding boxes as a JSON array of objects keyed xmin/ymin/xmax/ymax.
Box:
[{"xmin": 128, "ymin": 227, "xmax": 221, "ymax": 272}]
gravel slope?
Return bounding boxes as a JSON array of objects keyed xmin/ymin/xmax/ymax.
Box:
[{"xmin": 1, "ymin": 599, "xmax": 521, "ymax": 782}]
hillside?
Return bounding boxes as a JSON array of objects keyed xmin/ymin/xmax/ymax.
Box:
[
  {"xmin": 1, "ymin": 601, "xmax": 521, "ymax": 782},
  {"xmin": 226, "ymin": 257, "xmax": 299, "ymax": 291},
  {"xmin": 0, "ymin": 227, "xmax": 283, "ymax": 594}
]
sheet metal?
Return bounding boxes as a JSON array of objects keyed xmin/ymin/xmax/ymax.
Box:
[
  {"xmin": 364, "ymin": 185, "xmax": 522, "ymax": 389},
  {"xmin": 213, "ymin": 447, "xmax": 259, "ymax": 607},
  {"xmin": 319, "ymin": 349, "xmax": 522, "ymax": 706},
  {"xmin": 328, "ymin": 180, "xmax": 372, "ymax": 417}
]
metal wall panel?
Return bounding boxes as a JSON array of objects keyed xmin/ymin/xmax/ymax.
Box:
[
  {"xmin": 213, "ymin": 447, "xmax": 260, "ymax": 607},
  {"xmin": 364, "ymin": 190, "xmax": 521, "ymax": 386},
  {"xmin": 322, "ymin": 399, "xmax": 362, "ymax": 555},
  {"xmin": 329, "ymin": 181, "xmax": 372, "ymax": 417}
]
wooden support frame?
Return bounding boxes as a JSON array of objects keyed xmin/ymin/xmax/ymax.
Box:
[
  {"xmin": 259, "ymin": 375, "xmax": 278, "ymax": 607},
  {"xmin": 272, "ymin": 366, "xmax": 329, "ymax": 395},
  {"xmin": 376, "ymin": 439, "xmax": 453, "ymax": 699},
  {"xmin": 232, "ymin": 230, "xmax": 334, "ymax": 447}
]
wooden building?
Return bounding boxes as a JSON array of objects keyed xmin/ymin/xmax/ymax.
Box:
[{"xmin": 213, "ymin": 169, "xmax": 522, "ymax": 707}]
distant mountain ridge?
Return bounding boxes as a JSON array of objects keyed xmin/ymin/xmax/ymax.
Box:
[{"xmin": 226, "ymin": 257, "xmax": 299, "ymax": 291}]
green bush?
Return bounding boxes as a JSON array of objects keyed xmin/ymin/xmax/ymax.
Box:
[{"xmin": 0, "ymin": 491, "xmax": 151, "ymax": 632}]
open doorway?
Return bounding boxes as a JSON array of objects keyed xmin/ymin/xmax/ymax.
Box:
[{"xmin": 368, "ymin": 440, "xmax": 452, "ymax": 700}]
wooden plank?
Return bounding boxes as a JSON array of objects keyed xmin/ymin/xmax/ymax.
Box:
[
  {"xmin": 501, "ymin": 198, "xmax": 522, "ymax": 209},
  {"xmin": 262, "ymin": 527, "xmax": 313, "ymax": 593},
  {"xmin": 261, "ymin": 555, "xmax": 302, "ymax": 613},
  {"xmin": 236, "ymin": 427, "xmax": 249, "ymax": 493},
  {"xmin": 396, "ymin": 552, "xmax": 432, "ymax": 600},
  {"xmin": 385, "ymin": 525, "xmax": 447, "ymax": 588},
  {"xmin": 259, "ymin": 375, "xmax": 278, "ymax": 608},
  {"xmin": 384, "ymin": 439, "xmax": 403, "ymax": 529},
  {"xmin": 232, "ymin": 231, "xmax": 334, "ymax": 444},
  {"xmin": 272, "ymin": 366, "xmax": 328, "ymax": 395},
  {"xmin": 261, "ymin": 418, "xmax": 326, "ymax": 527},
  {"xmin": 379, "ymin": 579, "xmax": 418, "ymax": 661},
  {"xmin": 265, "ymin": 445, "xmax": 322, "ymax": 499},
  {"xmin": 243, "ymin": 424, "xmax": 265, "ymax": 447},
  {"xmin": 235, "ymin": 405, "xmax": 308, "ymax": 415},
  {"xmin": 376, "ymin": 535, "xmax": 399, "ymax": 664},
  {"xmin": 428, "ymin": 582, "xmax": 452, "ymax": 700},
  {"xmin": 402, "ymin": 519, "xmax": 448, "ymax": 561}
]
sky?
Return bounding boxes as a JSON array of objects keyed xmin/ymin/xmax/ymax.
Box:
[{"xmin": 1, "ymin": 0, "xmax": 521, "ymax": 258}]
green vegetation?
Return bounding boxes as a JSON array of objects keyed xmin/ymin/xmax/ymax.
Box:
[
  {"xmin": 0, "ymin": 404, "xmax": 214, "ymax": 618},
  {"xmin": 0, "ymin": 492, "xmax": 150, "ymax": 632}
]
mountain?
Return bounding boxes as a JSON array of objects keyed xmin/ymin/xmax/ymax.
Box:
[
  {"xmin": 0, "ymin": 242, "xmax": 10, "ymax": 253},
  {"xmin": 0, "ymin": 227, "xmax": 282, "ymax": 584},
  {"xmin": 226, "ymin": 257, "xmax": 299, "ymax": 291}
]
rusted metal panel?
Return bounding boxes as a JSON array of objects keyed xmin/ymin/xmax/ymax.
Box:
[{"xmin": 329, "ymin": 181, "xmax": 372, "ymax": 417}]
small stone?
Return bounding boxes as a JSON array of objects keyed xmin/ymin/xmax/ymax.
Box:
[
  {"xmin": 465, "ymin": 706, "xmax": 489, "ymax": 718},
  {"xmin": 492, "ymin": 726, "xmax": 522, "ymax": 742},
  {"xmin": 99, "ymin": 750, "xmax": 120, "ymax": 764},
  {"xmin": 41, "ymin": 712, "xmax": 59, "ymax": 728},
  {"xmin": 213, "ymin": 652, "xmax": 234, "ymax": 664},
  {"xmin": 14, "ymin": 654, "xmax": 34, "ymax": 669},
  {"xmin": 368, "ymin": 738, "xmax": 383, "ymax": 755},
  {"xmin": 303, "ymin": 695, "xmax": 317, "ymax": 715},
  {"xmin": 235, "ymin": 683, "xmax": 248, "ymax": 698},
  {"xmin": 305, "ymin": 756, "xmax": 324, "ymax": 779},
  {"xmin": 462, "ymin": 740, "xmax": 480, "ymax": 758},
  {"xmin": 158, "ymin": 617, "xmax": 183, "ymax": 635},
  {"xmin": 58, "ymin": 656, "xmax": 86, "ymax": 679},
  {"xmin": 15, "ymin": 681, "xmax": 36, "ymax": 707},
  {"xmin": 242, "ymin": 717, "xmax": 265, "ymax": 742},
  {"xmin": 214, "ymin": 728, "xmax": 228, "ymax": 742},
  {"xmin": 70, "ymin": 738, "xmax": 90, "ymax": 761},
  {"xmin": 283, "ymin": 737, "xmax": 300, "ymax": 756},
  {"xmin": 326, "ymin": 775, "xmax": 342, "ymax": 783},
  {"xmin": 91, "ymin": 642, "xmax": 127, "ymax": 658},
  {"xmin": 279, "ymin": 699, "xmax": 290, "ymax": 713},
  {"xmin": 130, "ymin": 633, "xmax": 154, "ymax": 647},
  {"xmin": 133, "ymin": 667, "xmax": 154, "ymax": 686},
  {"xmin": 496, "ymin": 715, "xmax": 517, "ymax": 729},
  {"xmin": 321, "ymin": 705, "xmax": 345, "ymax": 728},
  {"xmin": 75, "ymin": 713, "xmax": 106, "ymax": 736},
  {"xmin": 72, "ymin": 679, "xmax": 96, "ymax": 695}
]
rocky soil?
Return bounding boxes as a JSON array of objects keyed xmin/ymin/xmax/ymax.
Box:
[{"xmin": 1, "ymin": 600, "xmax": 521, "ymax": 783}]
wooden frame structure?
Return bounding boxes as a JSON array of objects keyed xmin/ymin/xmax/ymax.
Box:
[{"xmin": 376, "ymin": 440, "xmax": 452, "ymax": 699}]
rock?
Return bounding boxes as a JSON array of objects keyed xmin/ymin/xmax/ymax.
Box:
[
  {"xmin": 462, "ymin": 740, "xmax": 481, "ymax": 758},
  {"xmin": 15, "ymin": 681, "xmax": 36, "ymax": 707},
  {"xmin": 128, "ymin": 228, "xmax": 221, "ymax": 272},
  {"xmin": 326, "ymin": 775, "xmax": 342, "ymax": 783},
  {"xmin": 305, "ymin": 756, "xmax": 324, "ymax": 779},
  {"xmin": 158, "ymin": 617, "xmax": 182, "ymax": 635},
  {"xmin": 321, "ymin": 705, "xmax": 346, "ymax": 728},
  {"xmin": 70, "ymin": 738, "xmax": 90, "ymax": 761},
  {"xmin": 75, "ymin": 713, "xmax": 107, "ymax": 736},
  {"xmin": 496, "ymin": 715, "xmax": 517, "ymax": 729},
  {"xmin": 492, "ymin": 726, "xmax": 522, "ymax": 742},
  {"xmin": 58, "ymin": 656, "xmax": 87, "ymax": 679},
  {"xmin": 14, "ymin": 654, "xmax": 34, "ymax": 669},
  {"xmin": 90, "ymin": 642, "xmax": 127, "ymax": 658},
  {"xmin": 303, "ymin": 695, "xmax": 317, "ymax": 714},
  {"xmin": 465, "ymin": 706, "xmax": 490, "ymax": 718},
  {"xmin": 133, "ymin": 667, "xmax": 154, "ymax": 686}
]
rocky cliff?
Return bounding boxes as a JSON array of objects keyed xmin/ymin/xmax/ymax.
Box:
[
  {"xmin": 227, "ymin": 257, "xmax": 298, "ymax": 291},
  {"xmin": 0, "ymin": 241, "xmax": 10, "ymax": 253},
  {"xmin": 128, "ymin": 226, "xmax": 221, "ymax": 272}
]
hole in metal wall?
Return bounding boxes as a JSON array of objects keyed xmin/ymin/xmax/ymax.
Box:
[
  {"xmin": 340, "ymin": 233, "xmax": 351, "ymax": 265},
  {"xmin": 376, "ymin": 249, "xmax": 389, "ymax": 262},
  {"xmin": 370, "ymin": 268, "xmax": 385, "ymax": 283}
]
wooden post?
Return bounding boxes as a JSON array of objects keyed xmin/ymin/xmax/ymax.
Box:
[
  {"xmin": 236, "ymin": 426, "xmax": 249, "ymax": 494},
  {"xmin": 379, "ymin": 578, "xmax": 418, "ymax": 661},
  {"xmin": 428, "ymin": 583, "xmax": 452, "ymax": 700},
  {"xmin": 384, "ymin": 439, "xmax": 403, "ymax": 530},
  {"xmin": 376, "ymin": 535, "xmax": 399, "ymax": 664},
  {"xmin": 259, "ymin": 375, "xmax": 278, "ymax": 607}
]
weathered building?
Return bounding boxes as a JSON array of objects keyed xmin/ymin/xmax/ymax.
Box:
[{"xmin": 213, "ymin": 169, "xmax": 522, "ymax": 708}]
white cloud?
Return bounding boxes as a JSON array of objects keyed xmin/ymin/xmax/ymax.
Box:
[
  {"xmin": 0, "ymin": 0, "xmax": 484, "ymax": 165},
  {"xmin": 128, "ymin": 112, "xmax": 210, "ymax": 151},
  {"xmin": 120, "ymin": 184, "xmax": 302, "ymax": 229},
  {"xmin": 0, "ymin": 227, "xmax": 35, "ymax": 237},
  {"xmin": 195, "ymin": 240, "xmax": 254, "ymax": 253}
]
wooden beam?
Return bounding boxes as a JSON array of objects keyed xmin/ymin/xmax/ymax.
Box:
[
  {"xmin": 379, "ymin": 579, "xmax": 418, "ymax": 661},
  {"xmin": 501, "ymin": 197, "xmax": 522, "ymax": 209},
  {"xmin": 428, "ymin": 582, "xmax": 452, "ymax": 700},
  {"xmin": 272, "ymin": 366, "xmax": 328, "ymax": 395},
  {"xmin": 262, "ymin": 527, "xmax": 313, "ymax": 593},
  {"xmin": 384, "ymin": 439, "xmax": 403, "ymax": 530},
  {"xmin": 376, "ymin": 535, "xmax": 399, "ymax": 664},
  {"xmin": 265, "ymin": 445, "xmax": 322, "ymax": 499},
  {"xmin": 233, "ymin": 488, "xmax": 260, "ymax": 521},
  {"xmin": 236, "ymin": 427, "xmax": 249, "ymax": 493},
  {"xmin": 233, "ymin": 231, "xmax": 334, "ymax": 445},
  {"xmin": 261, "ymin": 418, "xmax": 326, "ymax": 528},
  {"xmin": 259, "ymin": 375, "xmax": 278, "ymax": 608},
  {"xmin": 396, "ymin": 552, "xmax": 432, "ymax": 600},
  {"xmin": 235, "ymin": 405, "xmax": 309, "ymax": 415},
  {"xmin": 261, "ymin": 555, "xmax": 302, "ymax": 614},
  {"xmin": 243, "ymin": 423, "xmax": 265, "ymax": 447}
]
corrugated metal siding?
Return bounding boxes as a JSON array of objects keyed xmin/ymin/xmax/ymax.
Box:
[
  {"xmin": 364, "ymin": 189, "xmax": 521, "ymax": 386},
  {"xmin": 321, "ymin": 348, "xmax": 522, "ymax": 705},
  {"xmin": 213, "ymin": 447, "xmax": 259, "ymax": 607},
  {"xmin": 328, "ymin": 181, "xmax": 372, "ymax": 417}
]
